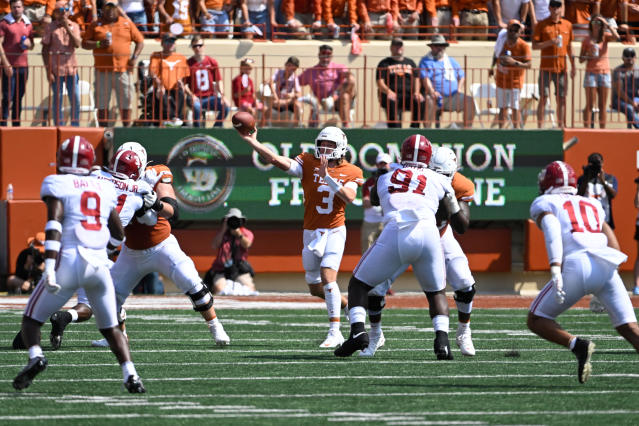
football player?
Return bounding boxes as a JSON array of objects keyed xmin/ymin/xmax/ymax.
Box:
[
  {"xmin": 92, "ymin": 142, "xmax": 230, "ymax": 347},
  {"xmin": 13, "ymin": 136, "xmax": 145, "ymax": 393},
  {"xmin": 527, "ymin": 161, "xmax": 639, "ymax": 384},
  {"xmin": 240, "ymin": 127, "xmax": 364, "ymax": 348},
  {"xmin": 361, "ymin": 146, "xmax": 478, "ymax": 357},
  {"xmin": 335, "ymin": 135, "xmax": 461, "ymax": 359}
]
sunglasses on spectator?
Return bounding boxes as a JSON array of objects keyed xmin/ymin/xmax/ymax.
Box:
[
  {"xmin": 623, "ymin": 54, "xmax": 635, "ymax": 58},
  {"xmin": 319, "ymin": 50, "xmax": 333, "ymax": 55},
  {"xmin": 549, "ymin": 2, "xmax": 562, "ymax": 8},
  {"xmin": 192, "ymin": 44, "xmax": 203, "ymax": 48},
  {"xmin": 56, "ymin": 6, "xmax": 69, "ymax": 12}
]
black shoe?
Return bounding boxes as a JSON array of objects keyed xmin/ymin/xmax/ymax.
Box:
[
  {"xmin": 12, "ymin": 332, "xmax": 26, "ymax": 350},
  {"xmin": 124, "ymin": 375, "xmax": 146, "ymax": 393},
  {"xmin": 572, "ymin": 338, "xmax": 595, "ymax": 384},
  {"xmin": 434, "ymin": 331, "xmax": 454, "ymax": 360},
  {"xmin": 50, "ymin": 311, "xmax": 72, "ymax": 351},
  {"xmin": 334, "ymin": 331, "xmax": 369, "ymax": 357},
  {"xmin": 13, "ymin": 356, "xmax": 48, "ymax": 390}
]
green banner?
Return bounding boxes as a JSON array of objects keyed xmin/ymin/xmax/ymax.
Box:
[{"xmin": 113, "ymin": 128, "xmax": 563, "ymax": 221}]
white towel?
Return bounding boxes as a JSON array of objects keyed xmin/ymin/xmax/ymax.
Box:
[{"xmin": 307, "ymin": 229, "xmax": 329, "ymax": 257}]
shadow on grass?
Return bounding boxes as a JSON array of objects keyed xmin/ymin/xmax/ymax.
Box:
[
  {"xmin": 595, "ymin": 350, "xmax": 638, "ymax": 356},
  {"xmin": 244, "ymin": 354, "xmax": 331, "ymax": 361}
]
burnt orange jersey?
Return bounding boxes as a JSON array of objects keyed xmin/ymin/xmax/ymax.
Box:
[
  {"xmin": 124, "ymin": 164, "xmax": 173, "ymax": 250},
  {"xmin": 294, "ymin": 152, "xmax": 363, "ymax": 230}
]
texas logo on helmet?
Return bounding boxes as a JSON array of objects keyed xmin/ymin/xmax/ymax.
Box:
[
  {"xmin": 538, "ymin": 161, "xmax": 577, "ymax": 194},
  {"xmin": 401, "ymin": 134, "xmax": 432, "ymax": 167},
  {"xmin": 58, "ymin": 136, "xmax": 95, "ymax": 175}
]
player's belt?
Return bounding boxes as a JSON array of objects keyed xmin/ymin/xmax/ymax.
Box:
[{"xmin": 461, "ymin": 9, "xmax": 487, "ymax": 14}]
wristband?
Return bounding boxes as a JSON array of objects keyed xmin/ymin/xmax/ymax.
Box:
[
  {"xmin": 324, "ymin": 174, "xmax": 342, "ymax": 193},
  {"xmin": 109, "ymin": 236, "xmax": 123, "ymax": 247},
  {"xmin": 45, "ymin": 258, "xmax": 56, "ymax": 273},
  {"xmin": 96, "ymin": 40, "xmax": 101, "ymax": 48},
  {"xmin": 45, "ymin": 239, "xmax": 61, "ymax": 252},
  {"xmin": 45, "ymin": 220, "xmax": 63, "ymax": 233}
]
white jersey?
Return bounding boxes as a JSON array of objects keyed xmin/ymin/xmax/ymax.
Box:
[
  {"xmin": 530, "ymin": 193, "xmax": 626, "ymax": 265},
  {"xmin": 376, "ymin": 164, "xmax": 453, "ymax": 224},
  {"xmin": 41, "ymin": 174, "xmax": 117, "ymax": 250},
  {"xmin": 91, "ymin": 169, "xmax": 150, "ymax": 227}
]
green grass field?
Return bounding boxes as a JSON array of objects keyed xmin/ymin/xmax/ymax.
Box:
[{"xmin": 1, "ymin": 306, "xmax": 639, "ymax": 425}]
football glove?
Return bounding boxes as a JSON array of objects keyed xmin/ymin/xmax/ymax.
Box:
[
  {"xmin": 143, "ymin": 191, "xmax": 163, "ymax": 212},
  {"xmin": 43, "ymin": 259, "xmax": 60, "ymax": 294},
  {"xmin": 550, "ymin": 265, "xmax": 565, "ymax": 304},
  {"xmin": 443, "ymin": 191, "xmax": 460, "ymax": 215}
]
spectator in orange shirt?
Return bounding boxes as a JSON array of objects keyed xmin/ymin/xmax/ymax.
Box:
[
  {"xmin": 532, "ymin": 0, "xmax": 575, "ymax": 128},
  {"xmin": 82, "ymin": 0, "xmax": 144, "ymax": 127},
  {"xmin": 579, "ymin": 14, "xmax": 619, "ymax": 128},
  {"xmin": 358, "ymin": 0, "xmax": 400, "ymax": 39},
  {"xmin": 564, "ymin": 0, "xmax": 595, "ymax": 37},
  {"xmin": 68, "ymin": 0, "xmax": 98, "ymax": 29},
  {"xmin": 452, "ymin": 0, "xmax": 500, "ymax": 40},
  {"xmin": 494, "ymin": 19, "xmax": 531, "ymax": 128},
  {"xmin": 148, "ymin": 32, "xmax": 192, "ymax": 126},
  {"xmin": 231, "ymin": 57, "xmax": 264, "ymax": 121},
  {"xmin": 282, "ymin": 0, "xmax": 321, "ymax": 38},
  {"xmin": 430, "ymin": 0, "xmax": 450, "ymax": 34},
  {"xmin": 396, "ymin": 0, "xmax": 422, "ymax": 37},
  {"xmin": 321, "ymin": 0, "xmax": 358, "ymax": 38},
  {"xmin": 42, "ymin": 0, "xmax": 81, "ymax": 126}
]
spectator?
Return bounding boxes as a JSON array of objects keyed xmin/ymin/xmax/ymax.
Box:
[
  {"xmin": 376, "ymin": 37, "xmax": 425, "ymax": 128},
  {"xmin": 495, "ymin": 0, "xmax": 530, "ymax": 29},
  {"xmin": 6, "ymin": 232, "xmax": 44, "ymax": 294},
  {"xmin": 396, "ymin": 0, "xmax": 422, "ymax": 37},
  {"xmin": 596, "ymin": 0, "xmax": 631, "ymax": 42},
  {"xmin": 419, "ymin": 34, "xmax": 475, "ymax": 128},
  {"xmin": 430, "ymin": 0, "xmax": 450, "ymax": 34},
  {"xmin": 532, "ymin": 0, "xmax": 575, "ymax": 128},
  {"xmin": 23, "ymin": 0, "xmax": 52, "ymax": 36},
  {"xmin": 565, "ymin": 0, "xmax": 597, "ymax": 38},
  {"xmin": 452, "ymin": 0, "xmax": 497, "ymax": 40},
  {"xmin": 578, "ymin": 14, "xmax": 618, "ymax": 129},
  {"xmin": 611, "ymin": 47, "xmax": 639, "ymax": 129},
  {"xmin": 360, "ymin": 152, "xmax": 390, "ymax": 253},
  {"xmin": 281, "ymin": 0, "xmax": 320, "ymax": 39},
  {"xmin": 358, "ymin": 0, "xmax": 399, "ymax": 39},
  {"xmin": 120, "ymin": 0, "xmax": 148, "ymax": 32},
  {"xmin": 186, "ymin": 35, "xmax": 230, "ymax": 127},
  {"xmin": 82, "ymin": 0, "xmax": 144, "ymax": 127},
  {"xmin": 68, "ymin": 0, "xmax": 98, "ymax": 30},
  {"xmin": 494, "ymin": 19, "xmax": 531, "ymax": 128},
  {"xmin": 530, "ymin": 0, "xmax": 549, "ymax": 27},
  {"xmin": 42, "ymin": 1, "xmax": 81, "ymax": 127},
  {"xmin": 205, "ymin": 208, "xmax": 257, "ymax": 296},
  {"xmin": 634, "ymin": 175, "xmax": 639, "ymax": 295},
  {"xmin": 231, "ymin": 57, "xmax": 264, "ymax": 122},
  {"xmin": 158, "ymin": 0, "xmax": 192, "ymax": 34},
  {"xmin": 627, "ymin": 0, "xmax": 639, "ymax": 35},
  {"xmin": 238, "ymin": 0, "xmax": 274, "ymax": 39},
  {"xmin": 298, "ymin": 44, "xmax": 356, "ymax": 127},
  {"xmin": 577, "ymin": 152, "xmax": 618, "ymax": 229},
  {"xmin": 264, "ymin": 55, "xmax": 302, "ymax": 126},
  {"xmin": 321, "ymin": 0, "xmax": 358, "ymax": 39},
  {"xmin": 0, "ymin": 0, "xmax": 33, "ymax": 127},
  {"xmin": 197, "ymin": 0, "xmax": 232, "ymax": 37},
  {"xmin": 148, "ymin": 32, "xmax": 191, "ymax": 126}
]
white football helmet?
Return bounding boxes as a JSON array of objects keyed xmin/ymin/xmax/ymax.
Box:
[
  {"xmin": 429, "ymin": 146, "xmax": 458, "ymax": 178},
  {"xmin": 314, "ymin": 126, "xmax": 347, "ymax": 160},
  {"xmin": 117, "ymin": 141, "xmax": 148, "ymax": 172}
]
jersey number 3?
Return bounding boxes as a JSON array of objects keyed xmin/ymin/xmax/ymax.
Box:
[{"xmin": 80, "ymin": 191, "xmax": 102, "ymax": 231}]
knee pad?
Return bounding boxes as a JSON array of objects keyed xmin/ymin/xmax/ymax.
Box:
[
  {"xmin": 453, "ymin": 285, "xmax": 476, "ymax": 305},
  {"xmin": 187, "ymin": 286, "xmax": 214, "ymax": 312},
  {"xmin": 368, "ymin": 295, "xmax": 386, "ymax": 316}
]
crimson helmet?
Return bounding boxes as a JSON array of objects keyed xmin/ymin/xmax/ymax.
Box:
[
  {"xmin": 538, "ymin": 161, "xmax": 577, "ymax": 194},
  {"xmin": 57, "ymin": 136, "xmax": 95, "ymax": 175},
  {"xmin": 108, "ymin": 149, "xmax": 143, "ymax": 180},
  {"xmin": 401, "ymin": 134, "xmax": 432, "ymax": 167}
]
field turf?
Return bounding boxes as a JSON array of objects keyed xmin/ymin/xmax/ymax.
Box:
[{"xmin": 1, "ymin": 305, "xmax": 638, "ymax": 425}]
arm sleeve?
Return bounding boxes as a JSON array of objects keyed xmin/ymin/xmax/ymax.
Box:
[{"xmin": 540, "ymin": 213, "xmax": 563, "ymax": 265}]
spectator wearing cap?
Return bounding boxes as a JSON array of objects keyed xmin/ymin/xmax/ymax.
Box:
[
  {"xmin": 232, "ymin": 57, "xmax": 264, "ymax": 123},
  {"xmin": 0, "ymin": 0, "xmax": 34, "ymax": 127},
  {"xmin": 186, "ymin": 35, "xmax": 230, "ymax": 128},
  {"xmin": 298, "ymin": 44, "xmax": 356, "ymax": 127},
  {"xmin": 358, "ymin": 0, "xmax": 400, "ymax": 40},
  {"xmin": 376, "ymin": 37, "xmax": 425, "ymax": 128},
  {"xmin": 611, "ymin": 47, "xmax": 639, "ymax": 128},
  {"xmin": 42, "ymin": 0, "xmax": 81, "ymax": 127},
  {"xmin": 579, "ymin": 14, "xmax": 619, "ymax": 129},
  {"xmin": 532, "ymin": 0, "xmax": 575, "ymax": 128},
  {"xmin": 82, "ymin": 0, "xmax": 144, "ymax": 127},
  {"xmin": 205, "ymin": 208, "xmax": 257, "ymax": 296},
  {"xmin": 419, "ymin": 34, "xmax": 475, "ymax": 128},
  {"xmin": 361, "ymin": 153, "xmax": 391, "ymax": 253},
  {"xmin": 264, "ymin": 56, "xmax": 302, "ymax": 126},
  {"xmin": 493, "ymin": 19, "xmax": 531, "ymax": 128},
  {"xmin": 147, "ymin": 32, "xmax": 191, "ymax": 127},
  {"xmin": 6, "ymin": 232, "xmax": 45, "ymax": 294},
  {"xmin": 197, "ymin": 0, "xmax": 231, "ymax": 36}
]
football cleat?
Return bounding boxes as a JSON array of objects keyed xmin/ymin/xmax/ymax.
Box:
[
  {"xmin": 13, "ymin": 356, "xmax": 48, "ymax": 390},
  {"xmin": 50, "ymin": 311, "xmax": 72, "ymax": 351},
  {"xmin": 12, "ymin": 331, "xmax": 26, "ymax": 350},
  {"xmin": 124, "ymin": 375, "xmax": 146, "ymax": 393},
  {"xmin": 320, "ymin": 328, "xmax": 344, "ymax": 348},
  {"xmin": 334, "ymin": 331, "xmax": 369, "ymax": 357},
  {"xmin": 434, "ymin": 330, "xmax": 454, "ymax": 360},
  {"xmin": 572, "ymin": 338, "xmax": 595, "ymax": 384},
  {"xmin": 455, "ymin": 324, "xmax": 476, "ymax": 356},
  {"xmin": 359, "ymin": 329, "xmax": 385, "ymax": 357},
  {"xmin": 91, "ymin": 338, "xmax": 109, "ymax": 348},
  {"xmin": 210, "ymin": 322, "xmax": 230, "ymax": 346}
]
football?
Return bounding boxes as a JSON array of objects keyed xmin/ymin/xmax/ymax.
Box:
[{"xmin": 232, "ymin": 112, "xmax": 256, "ymax": 135}]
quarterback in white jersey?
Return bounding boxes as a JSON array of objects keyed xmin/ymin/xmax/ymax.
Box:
[
  {"xmin": 13, "ymin": 136, "xmax": 145, "ymax": 393},
  {"xmin": 335, "ymin": 135, "xmax": 459, "ymax": 360},
  {"xmin": 527, "ymin": 161, "xmax": 639, "ymax": 384}
]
